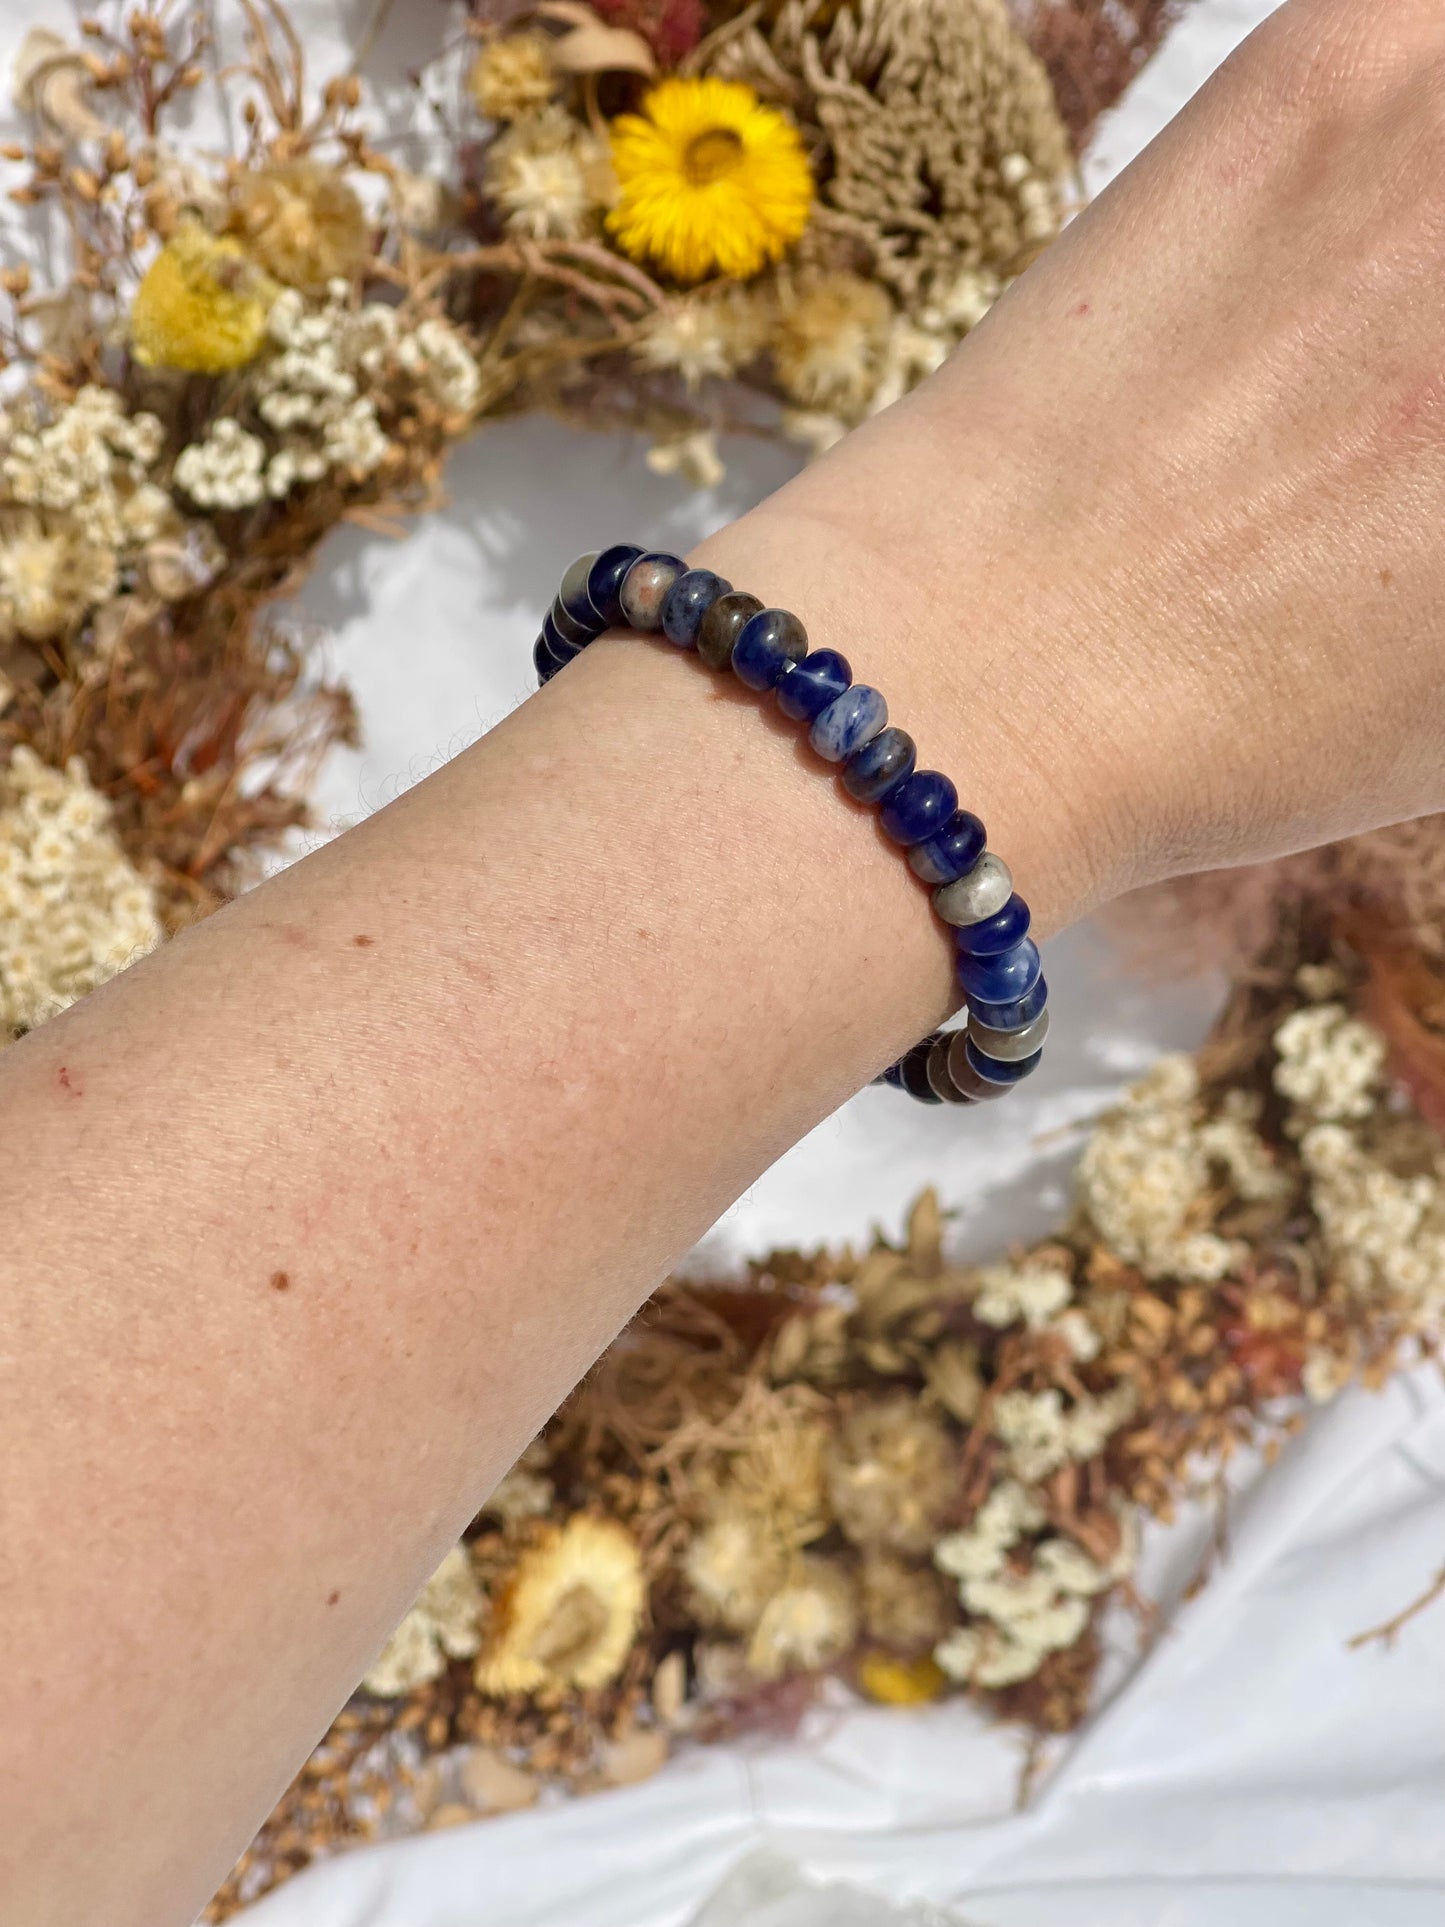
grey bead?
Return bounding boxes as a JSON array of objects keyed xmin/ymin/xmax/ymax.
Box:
[
  {"xmin": 945, "ymin": 1030, "xmax": 1011, "ymax": 1100},
  {"xmin": 620, "ymin": 555, "xmax": 682, "ymax": 632},
  {"xmin": 926, "ymin": 1037, "xmax": 974, "ymax": 1103},
  {"xmin": 967, "ymin": 1008, "xmax": 1050, "ymax": 1061},
  {"xmin": 559, "ymin": 550, "xmax": 600, "ymax": 615},
  {"xmin": 551, "ymin": 597, "xmax": 595, "ymax": 646},
  {"xmin": 933, "ymin": 852, "xmax": 1014, "ymax": 927}
]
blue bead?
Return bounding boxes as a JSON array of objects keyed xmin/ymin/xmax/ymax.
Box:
[
  {"xmin": 586, "ymin": 544, "xmax": 644, "ymax": 627},
  {"xmin": 661, "ymin": 568, "xmax": 731, "ymax": 647},
  {"xmin": 810, "ymin": 685, "xmax": 887, "ymax": 762},
  {"xmin": 907, "ymin": 810, "xmax": 987, "ymax": 885},
  {"xmin": 537, "ymin": 625, "xmax": 573, "ymax": 674},
  {"xmin": 899, "ymin": 1043, "xmax": 944, "ymax": 1104},
  {"xmin": 964, "ymin": 1038, "xmax": 1043, "ymax": 1086},
  {"xmin": 879, "ymin": 770, "xmax": 959, "ymax": 847},
  {"xmin": 776, "ymin": 649, "xmax": 852, "ymax": 723},
  {"xmin": 842, "ymin": 727, "xmax": 916, "ymax": 804},
  {"xmin": 732, "ymin": 608, "xmax": 807, "ymax": 689},
  {"xmin": 956, "ymin": 939, "xmax": 1042, "ymax": 1005},
  {"xmin": 967, "ymin": 976, "xmax": 1049, "ymax": 1032},
  {"xmin": 533, "ymin": 636, "xmax": 556, "ymax": 684},
  {"xmin": 558, "ymin": 550, "xmax": 602, "ymax": 626},
  {"xmin": 541, "ymin": 610, "xmax": 581, "ymax": 662},
  {"xmin": 953, "ymin": 894, "xmax": 1031, "ymax": 957},
  {"xmin": 619, "ymin": 551, "xmax": 686, "ymax": 631}
]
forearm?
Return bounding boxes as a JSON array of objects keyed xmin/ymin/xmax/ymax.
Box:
[{"xmin": 0, "ymin": 466, "xmax": 1102, "ymax": 1923}]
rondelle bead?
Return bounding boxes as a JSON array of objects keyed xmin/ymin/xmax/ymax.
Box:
[
  {"xmin": 963, "ymin": 1037, "xmax": 1044, "ymax": 1086},
  {"xmin": 879, "ymin": 770, "xmax": 959, "ymax": 847},
  {"xmin": 810, "ymin": 685, "xmax": 887, "ymax": 762},
  {"xmin": 842, "ymin": 727, "xmax": 916, "ymax": 804},
  {"xmin": 944, "ymin": 1030, "xmax": 1012, "ymax": 1101},
  {"xmin": 933, "ymin": 852, "xmax": 1014, "ymax": 927},
  {"xmin": 533, "ymin": 636, "xmax": 557, "ymax": 683},
  {"xmin": 661, "ymin": 568, "xmax": 732, "ymax": 648},
  {"xmin": 967, "ymin": 975, "xmax": 1049, "ymax": 1033},
  {"xmin": 537, "ymin": 625, "xmax": 574, "ymax": 676},
  {"xmin": 696, "ymin": 591, "xmax": 763, "ymax": 671},
  {"xmin": 956, "ymin": 939, "xmax": 1042, "ymax": 1006},
  {"xmin": 559, "ymin": 550, "xmax": 601, "ymax": 626},
  {"xmin": 732, "ymin": 608, "xmax": 808, "ymax": 689},
  {"xmin": 907, "ymin": 810, "xmax": 988, "ymax": 886},
  {"xmin": 620, "ymin": 552, "xmax": 686, "ymax": 632},
  {"xmin": 586, "ymin": 544, "xmax": 644, "ymax": 628},
  {"xmin": 550, "ymin": 596, "xmax": 598, "ymax": 648},
  {"xmin": 776, "ymin": 649, "xmax": 852, "ymax": 724},
  {"xmin": 541, "ymin": 609, "xmax": 581, "ymax": 662},
  {"xmin": 926, "ymin": 1035, "xmax": 974, "ymax": 1103},
  {"xmin": 952, "ymin": 894, "xmax": 1031, "ymax": 958},
  {"xmin": 899, "ymin": 1041, "xmax": 944, "ymax": 1104},
  {"xmin": 968, "ymin": 1007, "xmax": 1050, "ymax": 1061}
]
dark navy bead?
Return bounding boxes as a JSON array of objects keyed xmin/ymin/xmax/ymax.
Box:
[
  {"xmin": 586, "ymin": 544, "xmax": 644, "ymax": 627},
  {"xmin": 956, "ymin": 939, "xmax": 1042, "ymax": 1006},
  {"xmin": 898, "ymin": 1042, "xmax": 944, "ymax": 1104},
  {"xmin": 661, "ymin": 568, "xmax": 732, "ymax": 648},
  {"xmin": 966, "ymin": 975, "xmax": 1049, "ymax": 1033},
  {"xmin": 964, "ymin": 1038, "xmax": 1044, "ymax": 1086},
  {"xmin": 538, "ymin": 626, "xmax": 573, "ymax": 674},
  {"xmin": 619, "ymin": 552, "xmax": 686, "ymax": 632},
  {"xmin": 533, "ymin": 636, "xmax": 556, "ymax": 683},
  {"xmin": 541, "ymin": 609, "xmax": 582, "ymax": 662},
  {"xmin": 775, "ymin": 649, "xmax": 852, "ymax": 724},
  {"xmin": 907, "ymin": 811, "xmax": 988, "ymax": 886},
  {"xmin": 879, "ymin": 770, "xmax": 959, "ymax": 847},
  {"xmin": 877, "ymin": 1060, "xmax": 907, "ymax": 1089},
  {"xmin": 558, "ymin": 550, "xmax": 601, "ymax": 626},
  {"xmin": 842, "ymin": 727, "xmax": 916, "ymax": 804},
  {"xmin": 732, "ymin": 608, "xmax": 807, "ymax": 689},
  {"xmin": 953, "ymin": 895, "xmax": 1031, "ymax": 958},
  {"xmin": 551, "ymin": 596, "xmax": 599, "ymax": 647},
  {"xmin": 810, "ymin": 685, "xmax": 886, "ymax": 762}
]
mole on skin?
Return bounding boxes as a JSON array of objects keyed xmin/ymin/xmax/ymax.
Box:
[
  {"xmin": 352, "ymin": 934, "xmax": 375, "ymax": 947},
  {"xmin": 270, "ymin": 1270, "xmax": 291, "ymax": 1292}
]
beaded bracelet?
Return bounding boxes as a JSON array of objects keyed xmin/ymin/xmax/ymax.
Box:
[{"xmin": 533, "ymin": 544, "xmax": 1049, "ymax": 1107}]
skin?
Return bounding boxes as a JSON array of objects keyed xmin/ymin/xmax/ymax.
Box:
[{"xmin": 3, "ymin": 2, "xmax": 1445, "ymax": 1920}]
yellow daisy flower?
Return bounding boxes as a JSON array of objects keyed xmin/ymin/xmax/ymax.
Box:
[
  {"xmin": 130, "ymin": 221, "xmax": 273, "ymax": 375},
  {"xmin": 608, "ymin": 76, "xmax": 813, "ymax": 284}
]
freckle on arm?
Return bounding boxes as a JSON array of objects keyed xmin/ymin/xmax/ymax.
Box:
[{"xmin": 269, "ymin": 1271, "xmax": 291, "ymax": 1293}]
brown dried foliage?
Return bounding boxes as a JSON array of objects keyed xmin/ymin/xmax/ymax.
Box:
[{"xmin": 1012, "ymin": 0, "xmax": 1192, "ymax": 149}]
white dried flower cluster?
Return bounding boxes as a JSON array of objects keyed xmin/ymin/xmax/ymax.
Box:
[
  {"xmin": 0, "ymin": 386, "xmax": 178, "ymax": 640},
  {"xmin": 0, "ymin": 746, "xmax": 162, "ymax": 1037},
  {"xmin": 1300, "ymin": 1122, "xmax": 1445, "ymax": 1323},
  {"xmin": 173, "ymin": 288, "xmax": 484, "ymax": 512},
  {"xmin": 973, "ymin": 1261, "xmax": 1072, "ymax": 1330},
  {"xmin": 645, "ymin": 429, "xmax": 725, "ymax": 491},
  {"xmin": 935, "ymin": 1483, "xmax": 1136, "ymax": 1690},
  {"xmin": 485, "ymin": 109, "xmax": 610, "ymax": 242},
  {"xmin": 361, "ymin": 1545, "xmax": 485, "ymax": 1698},
  {"xmin": 1077, "ymin": 1056, "xmax": 1290, "ymax": 1283},
  {"xmin": 991, "ymin": 1382, "xmax": 1137, "ymax": 1483},
  {"xmin": 483, "ymin": 1462, "xmax": 555, "ymax": 1522},
  {"xmin": 1273, "ymin": 1003, "xmax": 1386, "ymax": 1125}
]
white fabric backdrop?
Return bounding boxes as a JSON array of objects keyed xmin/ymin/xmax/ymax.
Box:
[{"xmin": 6, "ymin": 4, "xmax": 1443, "ymax": 1922}]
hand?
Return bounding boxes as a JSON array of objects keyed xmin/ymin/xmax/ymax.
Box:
[{"xmin": 699, "ymin": 0, "xmax": 1445, "ymax": 931}]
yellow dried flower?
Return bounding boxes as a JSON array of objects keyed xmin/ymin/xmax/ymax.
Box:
[
  {"xmin": 130, "ymin": 221, "xmax": 273, "ymax": 374},
  {"xmin": 746, "ymin": 1556, "xmax": 858, "ymax": 1679},
  {"xmin": 825, "ymin": 1397, "xmax": 957, "ymax": 1557},
  {"xmin": 685, "ymin": 1501, "xmax": 793, "ymax": 1633},
  {"xmin": 608, "ymin": 77, "xmax": 813, "ymax": 283},
  {"xmin": 771, "ymin": 272, "xmax": 892, "ymax": 414},
  {"xmin": 361, "ymin": 1545, "xmax": 484, "ymax": 1698},
  {"xmin": 857, "ymin": 1649, "xmax": 947, "ymax": 1707},
  {"xmin": 474, "ymin": 1515, "xmax": 644, "ymax": 1697},
  {"xmin": 469, "ymin": 32, "xmax": 556, "ymax": 122},
  {"xmin": 229, "ymin": 160, "xmax": 371, "ymax": 298}
]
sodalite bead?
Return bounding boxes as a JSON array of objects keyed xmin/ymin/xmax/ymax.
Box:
[
  {"xmin": 733, "ymin": 608, "xmax": 808, "ymax": 689},
  {"xmin": 662, "ymin": 568, "xmax": 731, "ymax": 647},
  {"xmin": 944, "ymin": 1031, "xmax": 1012, "ymax": 1101},
  {"xmin": 559, "ymin": 550, "xmax": 601, "ymax": 626},
  {"xmin": 933, "ymin": 852, "xmax": 1013, "ymax": 927},
  {"xmin": 842, "ymin": 727, "xmax": 915, "ymax": 804},
  {"xmin": 697, "ymin": 591, "xmax": 763, "ymax": 671},
  {"xmin": 810, "ymin": 685, "xmax": 886, "ymax": 762},
  {"xmin": 898, "ymin": 1041, "xmax": 944, "ymax": 1104},
  {"xmin": 907, "ymin": 810, "xmax": 987, "ymax": 886},
  {"xmin": 969, "ymin": 1007, "xmax": 1050, "ymax": 1061},
  {"xmin": 963, "ymin": 1037, "xmax": 1043, "ymax": 1086},
  {"xmin": 537, "ymin": 626, "xmax": 573, "ymax": 677},
  {"xmin": 587, "ymin": 545, "xmax": 644, "ymax": 627},
  {"xmin": 541, "ymin": 610, "xmax": 581, "ymax": 662},
  {"xmin": 926, "ymin": 1035, "xmax": 974, "ymax": 1103},
  {"xmin": 533, "ymin": 636, "xmax": 556, "ymax": 683},
  {"xmin": 879, "ymin": 770, "xmax": 958, "ymax": 847},
  {"xmin": 952, "ymin": 894, "xmax": 1031, "ymax": 957},
  {"xmin": 956, "ymin": 939, "xmax": 1042, "ymax": 1006},
  {"xmin": 620, "ymin": 552, "xmax": 686, "ymax": 631},
  {"xmin": 967, "ymin": 975, "xmax": 1048, "ymax": 1033},
  {"xmin": 776, "ymin": 649, "xmax": 852, "ymax": 724},
  {"xmin": 550, "ymin": 596, "xmax": 597, "ymax": 647}
]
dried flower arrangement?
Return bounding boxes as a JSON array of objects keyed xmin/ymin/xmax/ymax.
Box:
[
  {"xmin": 201, "ymin": 911, "xmax": 1445, "ymax": 1919},
  {"xmin": 8, "ymin": 1, "xmax": 1445, "ymax": 1920}
]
